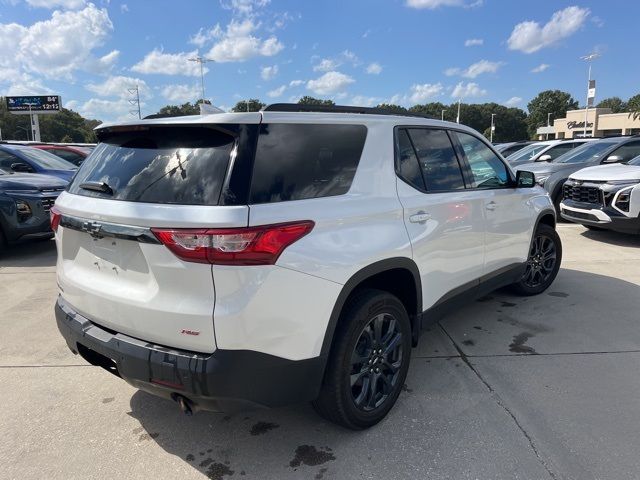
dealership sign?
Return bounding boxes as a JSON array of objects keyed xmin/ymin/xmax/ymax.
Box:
[
  {"xmin": 567, "ymin": 120, "xmax": 593, "ymax": 130},
  {"xmin": 5, "ymin": 96, "xmax": 61, "ymax": 114}
]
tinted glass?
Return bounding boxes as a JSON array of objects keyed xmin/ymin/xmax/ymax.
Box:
[
  {"xmin": 555, "ymin": 141, "xmax": 618, "ymax": 164},
  {"xmin": 51, "ymin": 149, "xmax": 84, "ymax": 164},
  {"xmin": 396, "ymin": 129, "xmax": 425, "ymax": 190},
  {"xmin": 14, "ymin": 147, "xmax": 76, "ymax": 170},
  {"xmin": 542, "ymin": 144, "xmax": 573, "ymax": 160},
  {"xmin": 507, "ymin": 143, "xmax": 549, "ymax": 162},
  {"xmin": 629, "ymin": 155, "xmax": 640, "ymax": 166},
  {"xmin": 610, "ymin": 141, "xmax": 640, "ymax": 162},
  {"xmin": 455, "ymin": 131, "xmax": 509, "ymax": 188},
  {"xmin": 407, "ymin": 129, "xmax": 465, "ymax": 191},
  {"xmin": 0, "ymin": 150, "xmax": 20, "ymax": 169},
  {"xmin": 249, "ymin": 123, "xmax": 367, "ymax": 204},
  {"xmin": 68, "ymin": 126, "xmax": 235, "ymax": 205}
]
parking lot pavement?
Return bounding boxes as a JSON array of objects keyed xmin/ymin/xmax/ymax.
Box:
[{"xmin": 1, "ymin": 225, "xmax": 639, "ymax": 480}]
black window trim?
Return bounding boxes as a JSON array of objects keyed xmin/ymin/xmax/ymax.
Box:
[{"xmin": 393, "ymin": 125, "xmax": 470, "ymax": 194}]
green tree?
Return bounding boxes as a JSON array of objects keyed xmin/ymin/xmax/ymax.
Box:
[
  {"xmin": 408, "ymin": 102, "xmax": 449, "ymax": 119},
  {"xmin": 156, "ymin": 102, "xmax": 200, "ymax": 116},
  {"xmin": 376, "ymin": 103, "xmax": 408, "ymax": 114},
  {"xmin": 527, "ymin": 90, "xmax": 579, "ymax": 138},
  {"xmin": 231, "ymin": 99, "xmax": 266, "ymax": 112},
  {"xmin": 297, "ymin": 96, "xmax": 335, "ymax": 106},
  {"xmin": 596, "ymin": 97, "xmax": 627, "ymax": 113},
  {"xmin": 627, "ymin": 94, "xmax": 640, "ymax": 120}
]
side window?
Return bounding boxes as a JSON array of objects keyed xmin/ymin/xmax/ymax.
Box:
[
  {"xmin": 395, "ymin": 129, "xmax": 426, "ymax": 191},
  {"xmin": 249, "ymin": 124, "xmax": 367, "ymax": 204},
  {"xmin": 610, "ymin": 141, "xmax": 640, "ymax": 162},
  {"xmin": 407, "ymin": 128, "xmax": 465, "ymax": 192},
  {"xmin": 544, "ymin": 144, "xmax": 573, "ymax": 160},
  {"xmin": 0, "ymin": 151, "xmax": 20, "ymax": 170},
  {"xmin": 454, "ymin": 131, "xmax": 510, "ymax": 189}
]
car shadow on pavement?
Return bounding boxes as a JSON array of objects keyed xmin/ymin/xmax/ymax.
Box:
[
  {"xmin": 125, "ymin": 268, "xmax": 640, "ymax": 480},
  {"xmin": 0, "ymin": 238, "xmax": 56, "ymax": 268},
  {"xmin": 580, "ymin": 228, "xmax": 640, "ymax": 247}
]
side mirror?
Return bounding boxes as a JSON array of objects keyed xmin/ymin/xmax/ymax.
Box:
[
  {"xmin": 537, "ymin": 154, "xmax": 552, "ymax": 162},
  {"xmin": 603, "ymin": 154, "xmax": 623, "ymax": 164},
  {"xmin": 11, "ymin": 162, "xmax": 33, "ymax": 173},
  {"xmin": 516, "ymin": 170, "xmax": 535, "ymax": 188}
]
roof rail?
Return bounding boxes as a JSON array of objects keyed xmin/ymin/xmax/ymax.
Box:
[{"xmin": 263, "ymin": 103, "xmax": 436, "ymax": 119}]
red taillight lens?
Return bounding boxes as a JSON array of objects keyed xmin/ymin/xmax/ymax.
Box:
[
  {"xmin": 50, "ymin": 206, "xmax": 61, "ymax": 233},
  {"xmin": 152, "ymin": 221, "xmax": 315, "ymax": 265}
]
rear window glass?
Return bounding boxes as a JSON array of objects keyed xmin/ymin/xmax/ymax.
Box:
[
  {"xmin": 249, "ymin": 123, "xmax": 367, "ymax": 204},
  {"xmin": 68, "ymin": 126, "xmax": 235, "ymax": 205}
]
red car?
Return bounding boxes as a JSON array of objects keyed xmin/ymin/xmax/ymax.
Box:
[{"xmin": 33, "ymin": 145, "xmax": 90, "ymax": 166}]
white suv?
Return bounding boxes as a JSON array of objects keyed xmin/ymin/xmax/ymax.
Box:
[{"xmin": 53, "ymin": 104, "xmax": 561, "ymax": 429}]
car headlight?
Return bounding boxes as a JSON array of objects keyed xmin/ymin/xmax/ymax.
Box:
[
  {"xmin": 15, "ymin": 200, "xmax": 32, "ymax": 222},
  {"xmin": 535, "ymin": 174, "xmax": 551, "ymax": 186}
]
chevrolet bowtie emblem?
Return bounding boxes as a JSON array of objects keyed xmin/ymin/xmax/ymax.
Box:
[{"xmin": 82, "ymin": 221, "xmax": 103, "ymax": 238}]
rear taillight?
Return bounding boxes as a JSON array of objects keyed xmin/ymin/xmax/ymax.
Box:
[
  {"xmin": 152, "ymin": 221, "xmax": 314, "ymax": 265},
  {"xmin": 50, "ymin": 206, "xmax": 61, "ymax": 232}
]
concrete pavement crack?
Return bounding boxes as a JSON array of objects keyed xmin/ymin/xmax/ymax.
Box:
[{"xmin": 436, "ymin": 321, "xmax": 558, "ymax": 480}]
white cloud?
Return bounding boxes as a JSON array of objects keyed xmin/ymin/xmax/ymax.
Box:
[
  {"xmin": 366, "ymin": 62, "xmax": 382, "ymax": 75},
  {"xmin": 462, "ymin": 59, "xmax": 503, "ymax": 78},
  {"xmin": 85, "ymin": 49, "xmax": 120, "ymax": 74},
  {"xmin": 131, "ymin": 49, "xmax": 203, "ymax": 76},
  {"xmin": 508, "ymin": 6, "xmax": 590, "ymax": 54},
  {"xmin": 0, "ymin": 4, "xmax": 114, "ymax": 80},
  {"xmin": 205, "ymin": 19, "xmax": 284, "ymax": 62},
  {"xmin": 86, "ymin": 75, "xmax": 149, "ymax": 99},
  {"xmin": 531, "ymin": 63, "xmax": 550, "ymax": 73},
  {"xmin": 390, "ymin": 83, "xmax": 444, "ymax": 105},
  {"xmin": 313, "ymin": 58, "xmax": 340, "ymax": 72},
  {"xmin": 504, "ymin": 96, "xmax": 523, "ymax": 107},
  {"xmin": 464, "ymin": 38, "xmax": 483, "ymax": 47},
  {"xmin": 24, "ymin": 0, "xmax": 86, "ymax": 9},
  {"xmin": 76, "ymin": 97, "xmax": 134, "ymax": 121},
  {"xmin": 221, "ymin": 0, "xmax": 271, "ymax": 15},
  {"xmin": 406, "ymin": 0, "xmax": 481, "ymax": 8},
  {"xmin": 451, "ymin": 82, "xmax": 487, "ymax": 98},
  {"xmin": 351, "ymin": 95, "xmax": 380, "ymax": 107},
  {"xmin": 307, "ymin": 71, "xmax": 354, "ymax": 95},
  {"xmin": 445, "ymin": 67, "xmax": 461, "ymax": 76},
  {"xmin": 260, "ymin": 64, "xmax": 278, "ymax": 80},
  {"xmin": 161, "ymin": 84, "xmax": 200, "ymax": 103},
  {"xmin": 289, "ymin": 79, "xmax": 304, "ymax": 87},
  {"xmin": 267, "ymin": 85, "xmax": 286, "ymax": 98},
  {"xmin": 120, "ymin": 3, "xmax": 128, "ymax": 13}
]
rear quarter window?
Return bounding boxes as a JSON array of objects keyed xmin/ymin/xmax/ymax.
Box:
[
  {"xmin": 249, "ymin": 123, "xmax": 367, "ymax": 204},
  {"xmin": 68, "ymin": 126, "xmax": 236, "ymax": 205}
]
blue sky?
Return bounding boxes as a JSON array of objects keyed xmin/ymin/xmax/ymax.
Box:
[{"xmin": 1, "ymin": 0, "xmax": 638, "ymax": 122}]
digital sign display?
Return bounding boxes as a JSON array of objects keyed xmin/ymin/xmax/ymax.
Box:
[{"xmin": 6, "ymin": 96, "xmax": 61, "ymax": 114}]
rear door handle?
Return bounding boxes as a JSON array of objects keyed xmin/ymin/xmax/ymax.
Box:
[
  {"xmin": 485, "ymin": 201, "xmax": 497, "ymax": 211},
  {"xmin": 409, "ymin": 212, "xmax": 431, "ymax": 224}
]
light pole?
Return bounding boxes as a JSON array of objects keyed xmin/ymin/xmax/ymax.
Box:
[
  {"xmin": 456, "ymin": 99, "xmax": 461, "ymax": 124},
  {"xmin": 490, "ymin": 113, "xmax": 496, "ymax": 142},
  {"xmin": 580, "ymin": 52, "xmax": 600, "ymax": 138},
  {"xmin": 546, "ymin": 112, "xmax": 553, "ymax": 140},
  {"xmin": 441, "ymin": 109, "xmax": 445, "ymax": 121},
  {"xmin": 188, "ymin": 56, "xmax": 214, "ymax": 103}
]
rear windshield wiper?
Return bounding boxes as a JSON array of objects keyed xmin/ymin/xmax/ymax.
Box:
[{"xmin": 79, "ymin": 181, "xmax": 114, "ymax": 195}]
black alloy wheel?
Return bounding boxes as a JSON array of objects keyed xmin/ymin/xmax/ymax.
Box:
[{"xmin": 523, "ymin": 232, "xmax": 557, "ymax": 288}]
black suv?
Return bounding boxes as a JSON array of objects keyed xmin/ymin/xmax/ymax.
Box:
[{"xmin": 0, "ymin": 168, "xmax": 67, "ymax": 252}]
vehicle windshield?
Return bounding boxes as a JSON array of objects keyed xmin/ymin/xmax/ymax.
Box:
[
  {"xmin": 13, "ymin": 147, "xmax": 77, "ymax": 170},
  {"xmin": 507, "ymin": 143, "xmax": 551, "ymax": 162},
  {"xmin": 629, "ymin": 155, "xmax": 640, "ymax": 166},
  {"xmin": 554, "ymin": 141, "xmax": 618, "ymax": 164}
]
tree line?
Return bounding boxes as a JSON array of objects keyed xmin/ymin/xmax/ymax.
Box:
[{"xmin": 2, "ymin": 91, "xmax": 640, "ymax": 143}]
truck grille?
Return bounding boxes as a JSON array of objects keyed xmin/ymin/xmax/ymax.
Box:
[
  {"xmin": 41, "ymin": 197, "xmax": 57, "ymax": 212},
  {"xmin": 563, "ymin": 184, "xmax": 602, "ymax": 206}
]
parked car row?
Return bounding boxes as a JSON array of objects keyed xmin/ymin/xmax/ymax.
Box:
[
  {"xmin": 0, "ymin": 142, "xmax": 85, "ymax": 252},
  {"xmin": 509, "ymin": 136, "xmax": 640, "ymax": 235}
]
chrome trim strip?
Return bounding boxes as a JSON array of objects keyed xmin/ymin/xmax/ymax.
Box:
[{"xmin": 59, "ymin": 214, "xmax": 161, "ymax": 244}]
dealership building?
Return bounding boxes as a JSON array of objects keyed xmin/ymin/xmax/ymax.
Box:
[{"xmin": 537, "ymin": 108, "xmax": 640, "ymax": 139}]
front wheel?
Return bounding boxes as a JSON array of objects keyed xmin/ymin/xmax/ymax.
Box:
[
  {"xmin": 313, "ymin": 289, "xmax": 412, "ymax": 429},
  {"xmin": 511, "ymin": 223, "xmax": 562, "ymax": 296}
]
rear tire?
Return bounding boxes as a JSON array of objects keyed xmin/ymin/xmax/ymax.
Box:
[
  {"xmin": 510, "ymin": 223, "xmax": 562, "ymax": 296},
  {"xmin": 313, "ymin": 289, "xmax": 412, "ymax": 430}
]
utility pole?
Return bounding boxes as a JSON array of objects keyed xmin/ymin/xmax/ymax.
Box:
[
  {"xmin": 128, "ymin": 85, "xmax": 141, "ymax": 119},
  {"xmin": 188, "ymin": 56, "xmax": 214, "ymax": 103},
  {"xmin": 546, "ymin": 112, "xmax": 553, "ymax": 140},
  {"xmin": 490, "ymin": 113, "xmax": 496, "ymax": 142},
  {"xmin": 580, "ymin": 53, "xmax": 600, "ymax": 138}
]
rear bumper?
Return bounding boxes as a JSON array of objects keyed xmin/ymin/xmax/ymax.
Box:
[{"xmin": 55, "ymin": 296, "xmax": 325, "ymax": 412}]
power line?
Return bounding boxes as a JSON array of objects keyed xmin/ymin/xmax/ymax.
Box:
[
  {"xmin": 188, "ymin": 56, "xmax": 214, "ymax": 103},
  {"xmin": 128, "ymin": 84, "xmax": 141, "ymax": 119}
]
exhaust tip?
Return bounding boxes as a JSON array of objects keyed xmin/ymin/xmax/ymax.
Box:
[{"xmin": 171, "ymin": 393, "xmax": 194, "ymax": 416}]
